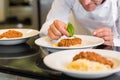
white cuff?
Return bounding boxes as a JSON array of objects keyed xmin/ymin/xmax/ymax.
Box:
[{"xmin": 113, "ymin": 38, "xmax": 120, "ymax": 46}]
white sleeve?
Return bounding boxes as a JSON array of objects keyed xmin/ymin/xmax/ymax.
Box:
[
  {"xmin": 116, "ymin": 0, "xmax": 120, "ymax": 35},
  {"xmin": 40, "ymin": 0, "xmax": 74, "ymax": 37},
  {"xmin": 113, "ymin": 0, "xmax": 120, "ymax": 46}
]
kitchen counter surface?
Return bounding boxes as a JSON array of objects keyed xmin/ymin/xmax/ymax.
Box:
[{"xmin": 0, "ymin": 38, "xmax": 120, "ymax": 80}]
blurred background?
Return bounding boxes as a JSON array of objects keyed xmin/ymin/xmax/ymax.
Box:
[
  {"xmin": 0, "ymin": 0, "xmax": 53, "ymax": 30},
  {"xmin": 0, "ymin": 0, "xmax": 89, "ymax": 34},
  {"xmin": 0, "ymin": 0, "xmax": 33, "ymax": 28}
]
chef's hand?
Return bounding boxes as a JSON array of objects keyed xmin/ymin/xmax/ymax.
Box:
[
  {"xmin": 92, "ymin": 27, "xmax": 114, "ymax": 46},
  {"xmin": 48, "ymin": 20, "xmax": 69, "ymax": 40}
]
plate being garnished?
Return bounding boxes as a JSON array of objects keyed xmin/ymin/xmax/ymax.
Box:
[
  {"xmin": 43, "ymin": 49, "xmax": 120, "ymax": 79},
  {"xmin": 35, "ymin": 35, "xmax": 104, "ymax": 52}
]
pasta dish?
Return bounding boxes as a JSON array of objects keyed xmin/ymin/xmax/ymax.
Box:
[{"xmin": 66, "ymin": 51, "xmax": 114, "ymax": 72}]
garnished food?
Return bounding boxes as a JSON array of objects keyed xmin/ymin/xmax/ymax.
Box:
[
  {"xmin": 0, "ymin": 30, "xmax": 23, "ymax": 39},
  {"xmin": 52, "ymin": 35, "xmax": 83, "ymax": 47},
  {"xmin": 66, "ymin": 51, "xmax": 114, "ymax": 72},
  {"xmin": 58, "ymin": 37, "xmax": 82, "ymax": 47},
  {"xmin": 53, "ymin": 23, "xmax": 80, "ymax": 47},
  {"xmin": 67, "ymin": 22, "xmax": 74, "ymax": 37}
]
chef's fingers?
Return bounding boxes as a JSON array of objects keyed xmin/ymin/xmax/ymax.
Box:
[
  {"xmin": 48, "ymin": 27, "xmax": 61, "ymax": 40},
  {"xmin": 102, "ymin": 35, "xmax": 113, "ymax": 41},
  {"xmin": 54, "ymin": 20, "xmax": 69, "ymax": 36},
  {"xmin": 92, "ymin": 27, "xmax": 114, "ymax": 46},
  {"xmin": 93, "ymin": 31, "xmax": 113, "ymax": 39},
  {"xmin": 103, "ymin": 40, "xmax": 114, "ymax": 46},
  {"xmin": 93, "ymin": 27, "xmax": 112, "ymax": 36},
  {"xmin": 49, "ymin": 23, "xmax": 62, "ymax": 36}
]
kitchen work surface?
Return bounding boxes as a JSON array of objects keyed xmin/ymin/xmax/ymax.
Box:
[{"xmin": 0, "ymin": 38, "xmax": 120, "ymax": 80}]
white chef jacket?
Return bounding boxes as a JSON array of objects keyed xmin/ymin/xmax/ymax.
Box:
[{"xmin": 40, "ymin": 0, "xmax": 120, "ymax": 46}]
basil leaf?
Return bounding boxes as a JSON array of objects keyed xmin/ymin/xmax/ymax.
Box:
[{"xmin": 67, "ymin": 22, "xmax": 74, "ymax": 37}]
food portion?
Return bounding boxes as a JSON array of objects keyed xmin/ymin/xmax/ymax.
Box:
[
  {"xmin": 73, "ymin": 51, "xmax": 114, "ymax": 68},
  {"xmin": 0, "ymin": 30, "xmax": 23, "ymax": 39},
  {"xmin": 66, "ymin": 51, "xmax": 114, "ymax": 72},
  {"xmin": 57, "ymin": 37, "xmax": 82, "ymax": 47}
]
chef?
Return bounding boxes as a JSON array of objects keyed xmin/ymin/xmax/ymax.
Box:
[{"xmin": 40, "ymin": 0, "xmax": 120, "ymax": 46}]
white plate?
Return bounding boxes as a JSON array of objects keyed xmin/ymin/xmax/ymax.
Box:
[
  {"xmin": 43, "ymin": 49, "xmax": 120, "ymax": 79},
  {"xmin": 35, "ymin": 35, "xmax": 104, "ymax": 52},
  {"xmin": 0, "ymin": 29, "xmax": 40, "ymax": 45}
]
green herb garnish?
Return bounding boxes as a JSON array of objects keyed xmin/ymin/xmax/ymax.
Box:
[{"xmin": 67, "ymin": 22, "xmax": 74, "ymax": 37}]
